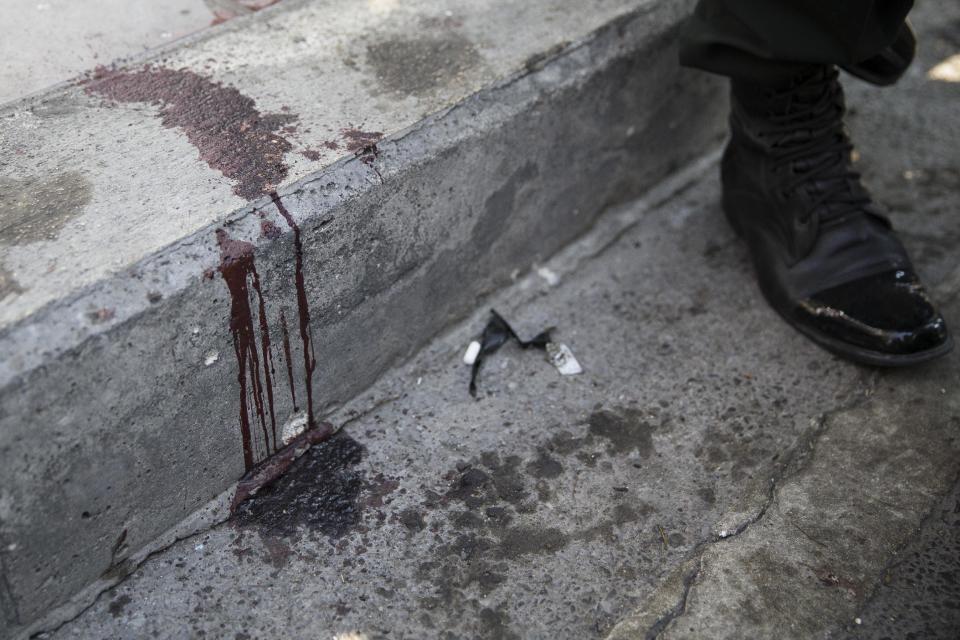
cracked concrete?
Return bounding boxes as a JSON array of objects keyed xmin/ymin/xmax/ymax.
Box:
[
  {"xmin": 38, "ymin": 156, "xmax": 881, "ymax": 638},
  {"xmin": 30, "ymin": 3, "xmax": 960, "ymax": 630},
  {"xmin": 8, "ymin": 1, "xmax": 960, "ymax": 639},
  {"xmin": 841, "ymin": 472, "xmax": 960, "ymax": 639},
  {"xmin": 608, "ymin": 2, "xmax": 960, "ymax": 637},
  {"xmin": 613, "ymin": 354, "xmax": 960, "ymax": 639},
  {"xmin": 0, "ymin": 2, "xmax": 728, "ymax": 635}
]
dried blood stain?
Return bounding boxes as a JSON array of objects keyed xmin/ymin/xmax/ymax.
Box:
[
  {"xmin": 217, "ymin": 229, "xmax": 279, "ymax": 467},
  {"xmin": 234, "ymin": 432, "xmax": 365, "ymax": 538},
  {"xmin": 341, "ymin": 128, "xmax": 383, "ymax": 153},
  {"xmin": 85, "ymin": 65, "xmax": 295, "ymax": 200},
  {"xmin": 86, "ymin": 67, "xmax": 326, "ymax": 473},
  {"xmin": 271, "ymin": 193, "xmax": 317, "ymax": 430}
]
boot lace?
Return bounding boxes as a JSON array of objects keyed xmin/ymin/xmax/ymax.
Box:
[{"xmin": 758, "ymin": 68, "xmax": 872, "ymax": 224}]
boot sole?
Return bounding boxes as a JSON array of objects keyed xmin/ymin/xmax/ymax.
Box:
[{"xmin": 722, "ymin": 200, "xmax": 954, "ymax": 368}]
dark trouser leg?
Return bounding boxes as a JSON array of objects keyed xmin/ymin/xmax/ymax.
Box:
[{"xmin": 679, "ymin": 0, "xmax": 915, "ymax": 84}]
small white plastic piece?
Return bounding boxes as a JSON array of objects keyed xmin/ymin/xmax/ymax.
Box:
[
  {"xmin": 546, "ymin": 342, "xmax": 582, "ymax": 375},
  {"xmin": 463, "ymin": 340, "xmax": 481, "ymax": 365},
  {"xmin": 281, "ymin": 413, "xmax": 309, "ymax": 445},
  {"xmin": 536, "ymin": 266, "xmax": 560, "ymax": 286}
]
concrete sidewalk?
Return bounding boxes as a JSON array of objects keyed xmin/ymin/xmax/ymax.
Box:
[
  {"xmin": 4, "ymin": 0, "xmax": 960, "ymax": 638},
  {"xmin": 1, "ymin": 0, "xmax": 726, "ymax": 635},
  {"xmin": 1, "ymin": 0, "xmax": 284, "ymax": 104},
  {"xmin": 35, "ymin": 2, "xmax": 960, "ymax": 635}
]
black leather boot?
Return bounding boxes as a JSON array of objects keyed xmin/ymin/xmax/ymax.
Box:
[{"xmin": 722, "ymin": 65, "xmax": 951, "ymax": 366}]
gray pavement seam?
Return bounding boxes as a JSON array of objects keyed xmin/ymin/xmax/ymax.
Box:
[
  {"xmin": 0, "ymin": 555, "xmax": 19, "ymax": 627},
  {"xmin": 628, "ymin": 378, "xmax": 882, "ymax": 639},
  {"xmin": 644, "ymin": 557, "xmax": 703, "ymax": 640},
  {"xmin": 834, "ymin": 468, "xmax": 960, "ymax": 638},
  {"xmin": 26, "ymin": 527, "xmax": 206, "ymax": 639}
]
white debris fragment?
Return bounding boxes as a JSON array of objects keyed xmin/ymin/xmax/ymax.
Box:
[
  {"xmin": 854, "ymin": 618, "xmax": 862, "ymax": 625},
  {"xmin": 194, "ymin": 544, "xmax": 204, "ymax": 551},
  {"xmin": 536, "ymin": 266, "xmax": 560, "ymax": 286},
  {"xmin": 203, "ymin": 351, "xmax": 219, "ymax": 366},
  {"xmin": 463, "ymin": 340, "xmax": 481, "ymax": 365},
  {"xmin": 718, "ymin": 529, "xmax": 729, "ymax": 538},
  {"xmin": 546, "ymin": 342, "xmax": 582, "ymax": 375},
  {"xmin": 281, "ymin": 413, "xmax": 309, "ymax": 445},
  {"xmin": 928, "ymin": 53, "xmax": 960, "ymax": 82}
]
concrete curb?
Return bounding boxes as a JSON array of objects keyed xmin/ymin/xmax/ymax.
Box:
[{"xmin": 0, "ymin": 1, "xmax": 726, "ymax": 637}]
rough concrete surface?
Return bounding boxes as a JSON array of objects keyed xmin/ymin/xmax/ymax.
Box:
[
  {"xmin": 1, "ymin": 0, "xmax": 664, "ymax": 328},
  {"xmin": 30, "ymin": 5, "xmax": 960, "ymax": 638},
  {"xmin": 6, "ymin": 1, "xmax": 960, "ymax": 639},
  {"xmin": 1, "ymin": 1, "xmax": 297, "ymax": 104},
  {"xmin": 609, "ymin": 2, "xmax": 960, "ymax": 638},
  {"xmin": 37, "ymin": 2, "xmax": 960, "ymax": 630},
  {"xmin": 1, "ymin": 0, "xmax": 216, "ymax": 104},
  {"xmin": 40, "ymin": 162, "xmax": 874, "ymax": 640},
  {"xmin": 841, "ymin": 476, "xmax": 960, "ymax": 640},
  {"xmin": 0, "ymin": 0, "xmax": 727, "ymax": 636}
]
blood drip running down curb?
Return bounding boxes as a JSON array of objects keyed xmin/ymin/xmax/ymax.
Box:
[
  {"xmin": 270, "ymin": 192, "xmax": 317, "ymax": 433},
  {"xmin": 279, "ymin": 309, "xmax": 298, "ymax": 411},
  {"xmin": 217, "ymin": 195, "xmax": 318, "ymax": 471},
  {"xmin": 217, "ymin": 229, "xmax": 278, "ymax": 468},
  {"xmin": 84, "ymin": 66, "xmax": 320, "ymax": 470}
]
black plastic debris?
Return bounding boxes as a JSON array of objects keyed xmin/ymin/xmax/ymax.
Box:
[{"xmin": 467, "ymin": 310, "xmax": 553, "ymax": 397}]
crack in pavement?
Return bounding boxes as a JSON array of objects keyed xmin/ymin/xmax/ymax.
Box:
[
  {"xmin": 28, "ymin": 527, "xmax": 208, "ymax": 639},
  {"xmin": 635, "ymin": 378, "xmax": 882, "ymax": 639},
  {"xmin": 838, "ymin": 467, "xmax": 960, "ymax": 637},
  {"xmin": 0, "ymin": 549, "xmax": 20, "ymax": 627},
  {"xmin": 644, "ymin": 557, "xmax": 703, "ymax": 640}
]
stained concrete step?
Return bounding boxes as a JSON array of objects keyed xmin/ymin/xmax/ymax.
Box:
[
  {"xmin": 0, "ymin": 0, "xmax": 276, "ymax": 105},
  {"xmin": 0, "ymin": 0, "xmax": 725, "ymax": 636},
  {"xmin": 31, "ymin": 11, "xmax": 960, "ymax": 631}
]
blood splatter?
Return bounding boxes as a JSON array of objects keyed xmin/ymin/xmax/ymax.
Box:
[
  {"xmin": 213, "ymin": 196, "xmax": 317, "ymax": 470},
  {"xmin": 260, "ymin": 219, "xmax": 282, "ymax": 239},
  {"xmin": 279, "ymin": 308, "xmax": 297, "ymax": 411},
  {"xmin": 341, "ymin": 128, "xmax": 383, "ymax": 153},
  {"xmin": 231, "ymin": 420, "xmax": 334, "ymax": 513},
  {"xmin": 271, "ymin": 192, "xmax": 317, "ymax": 430},
  {"xmin": 85, "ymin": 66, "xmax": 295, "ymax": 200},
  {"xmin": 217, "ymin": 229, "xmax": 279, "ymax": 468},
  {"xmin": 87, "ymin": 66, "xmax": 325, "ymax": 473}
]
